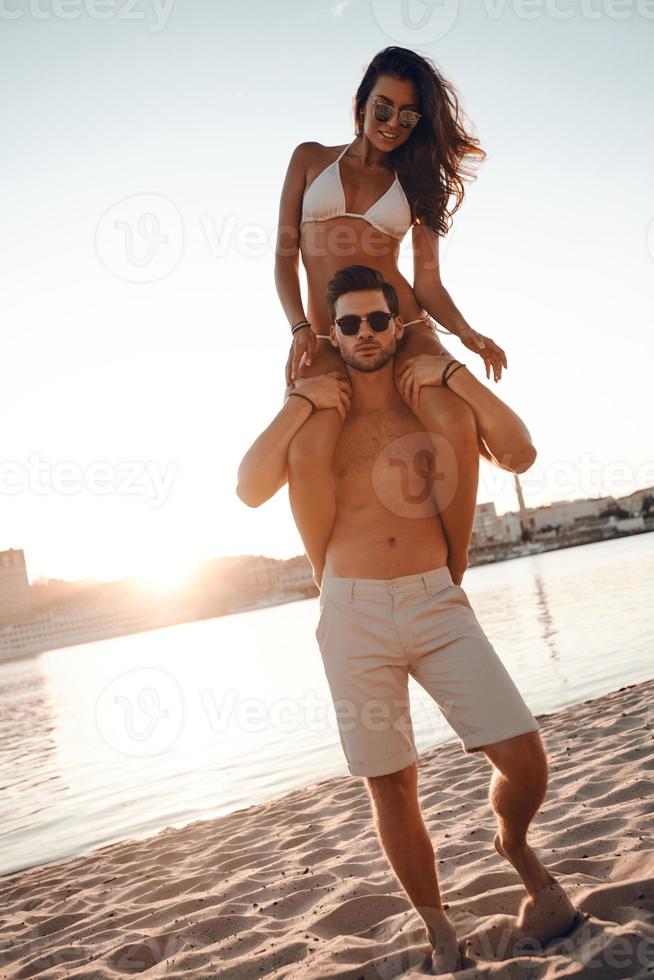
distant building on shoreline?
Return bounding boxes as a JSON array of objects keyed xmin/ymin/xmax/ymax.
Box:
[
  {"xmin": 0, "ymin": 549, "xmax": 32, "ymax": 625},
  {"xmin": 470, "ymin": 485, "xmax": 654, "ymax": 564}
]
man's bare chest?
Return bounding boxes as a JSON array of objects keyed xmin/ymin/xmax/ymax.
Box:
[
  {"xmin": 330, "ymin": 404, "xmax": 450, "ymax": 520},
  {"xmin": 331, "ymin": 403, "xmax": 444, "ymax": 490}
]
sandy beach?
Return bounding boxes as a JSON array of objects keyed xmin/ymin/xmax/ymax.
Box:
[{"xmin": 1, "ymin": 677, "xmax": 653, "ymax": 979}]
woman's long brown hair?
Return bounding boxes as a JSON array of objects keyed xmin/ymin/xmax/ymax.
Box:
[{"xmin": 353, "ymin": 47, "xmax": 486, "ymax": 236}]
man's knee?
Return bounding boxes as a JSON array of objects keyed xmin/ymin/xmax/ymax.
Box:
[
  {"xmin": 408, "ymin": 384, "xmax": 478, "ymax": 446},
  {"xmin": 365, "ymin": 761, "xmax": 418, "ymax": 800},
  {"xmin": 287, "ymin": 419, "xmax": 329, "ymax": 476},
  {"xmin": 483, "ymin": 730, "xmax": 548, "ymax": 781},
  {"xmin": 439, "ymin": 392, "xmax": 478, "ymax": 443},
  {"xmin": 288, "ymin": 432, "xmax": 316, "ymax": 472},
  {"xmin": 287, "ymin": 410, "xmax": 342, "ymax": 476}
]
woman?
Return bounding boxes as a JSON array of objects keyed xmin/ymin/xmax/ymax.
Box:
[{"xmin": 274, "ymin": 46, "xmax": 508, "ymax": 587}]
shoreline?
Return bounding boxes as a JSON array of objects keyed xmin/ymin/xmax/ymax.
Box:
[
  {"xmin": 3, "ymin": 531, "xmax": 652, "ymax": 667},
  {"xmin": 1, "ymin": 677, "xmax": 653, "ymax": 977}
]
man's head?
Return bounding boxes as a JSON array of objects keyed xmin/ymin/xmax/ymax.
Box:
[{"xmin": 325, "ymin": 265, "xmax": 404, "ymax": 373}]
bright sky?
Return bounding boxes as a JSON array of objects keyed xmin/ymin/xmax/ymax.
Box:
[{"xmin": 1, "ymin": 0, "xmax": 652, "ymax": 583}]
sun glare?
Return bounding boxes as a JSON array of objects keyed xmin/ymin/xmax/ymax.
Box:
[{"xmin": 134, "ymin": 557, "xmax": 199, "ymax": 593}]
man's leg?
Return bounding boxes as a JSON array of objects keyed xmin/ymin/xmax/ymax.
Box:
[
  {"xmin": 480, "ymin": 731, "xmax": 554, "ymax": 893},
  {"xmin": 479, "ymin": 731, "xmax": 578, "ymax": 938},
  {"xmin": 393, "ymin": 325, "xmax": 479, "ymax": 586},
  {"xmin": 406, "ymin": 580, "xmax": 578, "ymax": 943},
  {"xmin": 286, "ymin": 402, "xmax": 342, "ymax": 588},
  {"xmin": 284, "ymin": 342, "xmax": 346, "ymax": 588},
  {"xmin": 364, "ymin": 762, "xmax": 461, "ymax": 973}
]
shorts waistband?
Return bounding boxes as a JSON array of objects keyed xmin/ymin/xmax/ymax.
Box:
[{"xmin": 320, "ymin": 565, "xmax": 453, "ymax": 598}]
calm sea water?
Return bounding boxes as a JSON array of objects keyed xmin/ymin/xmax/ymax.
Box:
[{"xmin": 1, "ymin": 534, "xmax": 653, "ymax": 878}]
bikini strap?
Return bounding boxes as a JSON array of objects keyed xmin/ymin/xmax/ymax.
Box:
[{"xmin": 340, "ymin": 139, "xmax": 399, "ymax": 181}]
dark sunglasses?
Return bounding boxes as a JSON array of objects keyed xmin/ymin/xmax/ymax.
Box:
[
  {"xmin": 370, "ymin": 97, "xmax": 422, "ymax": 130},
  {"xmin": 335, "ymin": 311, "xmax": 394, "ymax": 336}
]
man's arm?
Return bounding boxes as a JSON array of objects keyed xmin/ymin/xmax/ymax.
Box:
[
  {"xmin": 236, "ymin": 394, "xmax": 313, "ymax": 507},
  {"xmin": 236, "ymin": 372, "xmax": 351, "ymax": 507},
  {"xmin": 446, "ymin": 366, "xmax": 536, "ymax": 473}
]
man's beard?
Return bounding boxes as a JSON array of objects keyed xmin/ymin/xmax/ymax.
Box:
[{"xmin": 339, "ymin": 336, "xmax": 397, "ymax": 373}]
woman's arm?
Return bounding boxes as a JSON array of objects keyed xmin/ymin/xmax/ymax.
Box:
[
  {"xmin": 274, "ymin": 142, "xmax": 321, "ymax": 383},
  {"xmin": 274, "ymin": 142, "xmax": 312, "ymax": 327},
  {"xmin": 411, "ymin": 222, "xmax": 507, "ymax": 383},
  {"xmin": 411, "ymin": 222, "xmax": 472, "ymax": 335}
]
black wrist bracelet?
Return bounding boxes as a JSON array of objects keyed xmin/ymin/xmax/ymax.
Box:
[
  {"xmin": 291, "ymin": 320, "xmax": 311, "ymax": 335},
  {"xmin": 288, "ymin": 391, "xmax": 315, "ymax": 412},
  {"xmin": 444, "ymin": 361, "xmax": 466, "ymax": 387},
  {"xmin": 440, "ymin": 359, "xmax": 458, "ymax": 386}
]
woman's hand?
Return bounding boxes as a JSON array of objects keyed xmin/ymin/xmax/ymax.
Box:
[
  {"xmin": 292, "ymin": 372, "xmax": 352, "ymax": 422},
  {"xmin": 285, "ymin": 325, "xmax": 318, "ymax": 385},
  {"xmin": 457, "ymin": 326, "xmax": 507, "ymax": 383},
  {"xmin": 396, "ymin": 353, "xmax": 457, "ymax": 414}
]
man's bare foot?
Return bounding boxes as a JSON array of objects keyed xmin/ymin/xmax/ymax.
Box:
[
  {"xmin": 494, "ymin": 833, "xmax": 578, "ymax": 942},
  {"xmin": 427, "ymin": 915, "xmax": 461, "ymax": 975}
]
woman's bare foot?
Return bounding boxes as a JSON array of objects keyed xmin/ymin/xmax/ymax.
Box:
[
  {"xmin": 494, "ymin": 833, "xmax": 578, "ymax": 942},
  {"xmin": 427, "ymin": 915, "xmax": 461, "ymax": 975}
]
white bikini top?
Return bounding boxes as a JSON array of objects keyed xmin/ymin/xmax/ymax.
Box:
[{"xmin": 300, "ymin": 141, "xmax": 413, "ymax": 242}]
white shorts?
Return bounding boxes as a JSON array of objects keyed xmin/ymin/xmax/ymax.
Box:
[{"xmin": 316, "ymin": 565, "xmax": 540, "ymax": 777}]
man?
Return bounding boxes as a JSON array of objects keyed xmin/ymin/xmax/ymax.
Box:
[{"xmin": 236, "ymin": 265, "xmax": 578, "ymax": 973}]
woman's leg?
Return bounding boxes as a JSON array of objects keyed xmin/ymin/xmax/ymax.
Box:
[
  {"xmin": 394, "ymin": 322, "xmax": 480, "ymax": 585},
  {"xmin": 285, "ymin": 341, "xmax": 346, "ymax": 588}
]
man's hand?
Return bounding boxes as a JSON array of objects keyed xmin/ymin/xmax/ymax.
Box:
[
  {"xmin": 291, "ymin": 372, "xmax": 352, "ymax": 422},
  {"xmin": 395, "ymin": 354, "xmax": 457, "ymax": 413},
  {"xmin": 457, "ymin": 326, "xmax": 507, "ymax": 383}
]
